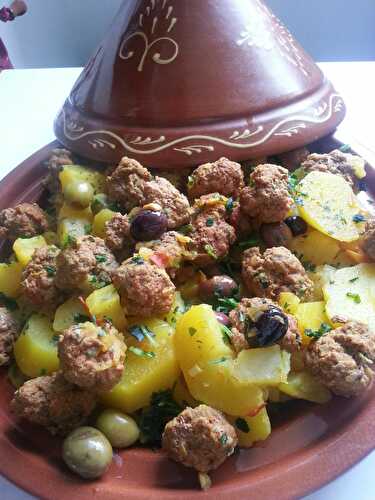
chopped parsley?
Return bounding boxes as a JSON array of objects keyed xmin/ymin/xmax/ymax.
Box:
[
  {"xmin": 40, "ymin": 368, "xmax": 47, "ymax": 376},
  {"xmin": 204, "ymin": 244, "xmax": 217, "ymax": 260},
  {"xmin": 206, "ymin": 217, "xmax": 214, "ymax": 227},
  {"xmin": 346, "ymin": 292, "xmax": 361, "ymax": 303},
  {"xmin": 188, "ymin": 327, "xmax": 197, "ymax": 337},
  {"xmin": 131, "ymin": 255, "xmax": 145, "ymax": 265},
  {"xmin": 305, "ymin": 323, "xmax": 332, "ymax": 340},
  {"xmin": 51, "ymin": 334, "xmax": 60, "ymax": 345},
  {"xmin": 353, "ymin": 214, "xmax": 366, "ymax": 223},
  {"xmin": 238, "ymin": 234, "xmax": 261, "ymax": 249},
  {"xmin": 84, "ymin": 224, "xmax": 92, "ymax": 235},
  {"xmin": 44, "ymin": 265, "xmax": 56, "ymax": 277},
  {"xmin": 221, "ymin": 324, "xmax": 233, "ymax": 345},
  {"xmin": 226, "ymin": 197, "xmax": 234, "ymax": 214},
  {"xmin": 288, "ymin": 173, "xmax": 299, "ymax": 192},
  {"xmin": 63, "ymin": 234, "xmax": 76, "ymax": 248},
  {"xmin": 215, "ymin": 297, "xmax": 239, "ymax": 314},
  {"xmin": 235, "ymin": 417, "xmax": 250, "ymax": 433},
  {"xmin": 89, "ymin": 275, "xmax": 109, "ymax": 289},
  {"xmin": 138, "ymin": 390, "xmax": 182, "ymax": 445},
  {"xmin": 339, "ymin": 144, "xmax": 351, "ymax": 153},
  {"xmin": 220, "ymin": 433, "xmax": 228, "ymax": 445},
  {"xmin": 129, "ymin": 346, "xmax": 155, "ymax": 358},
  {"xmin": 349, "ymin": 277, "xmax": 359, "ymax": 283},
  {"xmin": 207, "ymin": 356, "xmax": 228, "ymax": 365},
  {"xmin": 179, "ymin": 224, "xmax": 193, "ymax": 235},
  {"xmin": 95, "ymin": 254, "xmax": 107, "ymax": 263},
  {"xmin": 73, "ymin": 313, "xmax": 91, "ymax": 324},
  {"xmin": 0, "ymin": 292, "xmax": 18, "ymax": 311}
]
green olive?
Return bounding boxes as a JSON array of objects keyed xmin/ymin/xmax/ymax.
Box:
[
  {"xmin": 96, "ymin": 409, "xmax": 140, "ymax": 448},
  {"xmin": 63, "ymin": 181, "xmax": 94, "ymax": 208},
  {"xmin": 62, "ymin": 426, "xmax": 113, "ymax": 479}
]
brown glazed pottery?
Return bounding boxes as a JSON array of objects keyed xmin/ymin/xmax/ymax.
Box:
[
  {"xmin": 1, "ymin": 138, "xmax": 375, "ymax": 499},
  {"xmin": 54, "ymin": 0, "xmax": 346, "ymax": 168}
]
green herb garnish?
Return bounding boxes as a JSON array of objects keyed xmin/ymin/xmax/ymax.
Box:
[
  {"xmin": 95, "ymin": 254, "xmax": 107, "ymax": 263},
  {"xmin": 305, "ymin": 323, "xmax": 332, "ymax": 340},
  {"xmin": 84, "ymin": 224, "xmax": 92, "ymax": 235},
  {"xmin": 220, "ymin": 433, "xmax": 228, "ymax": 445},
  {"xmin": 349, "ymin": 277, "xmax": 359, "ymax": 283},
  {"xmin": 138, "ymin": 390, "xmax": 182, "ymax": 445},
  {"xmin": 0, "ymin": 292, "xmax": 18, "ymax": 311},
  {"xmin": 129, "ymin": 346, "xmax": 155, "ymax": 358},
  {"xmin": 238, "ymin": 234, "xmax": 261, "ymax": 249},
  {"xmin": 339, "ymin": 144, "xmax": 351, "ymax": 153},
  {"xmin": 353, "ymin": 214, "xmax": 366, "ymax": 223},
  {"xmin": 226, "ymin": 197, "xmax": 234, "ymax": 214},
  {"xmin": 221, "ymin": 324, "xmax": 233, "ymax": 345},
  {"xmin": 215, "ymin": 297, "xmax": 239, "ymax": 314},
  {"xmin": 235, "ymin": 417, "xmax": 250, "ymax": 433},
  {"xmin": 189, "ymin": 327, "xmax": 197, "ymax": 337},
  {"xmin": 204, "ymin": 244, "xmax": 217, "ymax": 260},
  {"xmin": 206, "ymin": 217, "xmax": 214, "ymax": 227},
  {"xmin": 207, "ymin": 356, "xmax": 228, "ymax": 365},
  {"xmin": 73, "ymin": 313, "xmax": 91, "ymax": 324},
  {"xmin": 63, "ymin": 234, "xmax": 76, "ymax": 248},
  {"xmin": 131, "ymin": 255, "xmax": 145, "ymax": 265},
  {"xmin": 44, "ymin": 265, "xmax": 56, "ymax": 277},
  {"xmin": 179, "ymin": 224, "xmax": 193, "ymax": 235},
  {"xmin": 346, "ymin": 292, "xmax": 361, "ymax": 303},
  {"xmin": 40, "ymin": 368, "xmax": 47, "ymax": 376}
]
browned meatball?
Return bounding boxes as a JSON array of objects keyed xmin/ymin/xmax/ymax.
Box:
[
  {"xmin": 240, "ymin": 164, "xmax": 293, "ymax": 224},
  {"xmin": 136, "ymin": 231, "xmax": 189, "ymax": 278},
  {"xmin": 162, "ymin": 405, "xmax": 238, "ymax": 473},
  {"xmin": 0, "ymin": 203, "xmax": 49, "ymax": 241},
  {"xmin": 228, "ymin": 203, "xmax": 256, "ymax": 238},
  {"xmin": 11, "ymin": 372, "xmax": 96, "ymax": 435},
  {"xmin": 21, "ymin": 246, "xmax": 61, "ymax": 311},
  {"xmin": 0, "ymin": 307, "xmax": 20, "ymax": 366},
  {"xmin": 142, "ymin": 176, "xmax": 191, "ymax": 229},
  {"xmin": 301, "ymin": 150, "xmax": 365, "ymax": 189},
  {"xmin": 276, "ymin": 147, "xmax": 310, "ymax": 170},
  {"xmin": 242, "ymin": 247, "xmax": 313, "ymax": 301},
  {"xmin": 188, "ymin": 157, "xmax": 244, "ymax": 200},
  {"xmin": 104, "ymin": 212, "xmax": 134, "ymax": 258},
  {"xmin": 106, "ymin": 157, "xmax": 152, "ymax": 211},
  {"xmin": 112, "ymin": 257, "xmax": 175, "ymax": 317},
  {"xmin": 229, "ymin": 297, "xmax": 300, "ymax": 353},
  {"xmin": 304, "ymin": 322, "xmax": 375, "ymax": 397},
  {"xmin": 189, "ymin": 194, "xmax": 236, "ymax": 266},
  {"xmin": 361, "ymin": 218, "xmax": 375, "ymax": 261},
  {"xmin": 44, "ymin": 148, "xmax": 74, "ymax": 193},
  {"xmin": 55, "ymin": 235, "xmax": 118, "ymax": 291},
  {"xmin": 58, "ymin": 322, "xmax": 126, "ymax": 392}
]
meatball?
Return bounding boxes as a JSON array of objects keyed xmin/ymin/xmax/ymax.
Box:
[
  {"xmin": 104, "ymin": 212, "xmax": 134, "ymax": 257},
  {"xmin": 44, "ymin": 148, "xmax": 74, "ymax": 193},
  {"xmin": 136, "ymin": 231, "xmax": 189, "ymax": 278},
  {"xmin": 162, "ymin": 405, "xmax": 238, "ymax": 472},
  {"xmin": 229, "ymin": 297, "xmax": 300, "ymax": 353},
  {"xmin": 304, "ymin": 322, "xmax": 375, "ymax": 397},
  {"xmin": 11, "ymin": 372, "xmax": 96, "ymax": 435},
  {"xmin": 112, "ymin": 257, "xmax": 175, "ymax": 317},
  {"xmin": 58, "ymin": 322, "xmax": 126, "ymax": 392},
  {"xmin": 242, "ymin": 247, "xmax": 313, "ymax": 301},
  {"xmin": 106, "ymin": 157, "xmax": 152, "ymax": 211},
  {"xmin": 55, "ymin": 235, "xmax": 118, "ymax": 291},
  {"xmin": 188, "ymin": 157, "xmax": 244, "ymax": 200},
  {"xmin": 21, "ymin": 246, "xmax": 61, "ymax": 311},
  {"xmin": 0, "ymin": 203, "xmax": 49, "ymax": 241},
  {"xmin": 240, "ymin": 164, "xmax": 293, "ymax": 224},
  {"xmin": 361, "ymin": 218, "xmax": 375, "ymax": 261},
  {"xmin": 189, "ymin": 194, "xmax": 236, "ymax": 266},
  {"xmin": 301, "ymin": 150, "xmax": 366, "ymax": 189},
  {"xmin": 0, "ymin": 307, "xmax": 20, "ymax": 366},
  {"xmin": 276, "ymin": 147, "xmax": 310, "ymax": 170},
  {"xmin": 142, "ymin": 176, "xmax": 191, "ymax": 229}
]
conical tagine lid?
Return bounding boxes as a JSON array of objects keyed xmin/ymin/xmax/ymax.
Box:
[{"xmin": 54, "ymin": 0, "xmax": 345, "ymax": 168}]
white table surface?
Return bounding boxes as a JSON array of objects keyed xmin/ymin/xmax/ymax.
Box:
[{"xmin": 0, "ymin": 62, "xmax": 375, "ymax": 500}]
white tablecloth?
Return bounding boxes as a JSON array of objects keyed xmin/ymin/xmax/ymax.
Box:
[{"xmin": 0, "ymin": 62, "xmax": 375, "ymax": 500}]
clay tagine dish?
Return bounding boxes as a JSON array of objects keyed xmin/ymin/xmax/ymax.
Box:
[{"xmin": 54, "ymin": 0, "xmax": 345, "ymax": 168}]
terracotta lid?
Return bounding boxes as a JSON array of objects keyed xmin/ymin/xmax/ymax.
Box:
[{"xmin": 54, "ymin": 0, "xmax": 345, "ymax": 168}]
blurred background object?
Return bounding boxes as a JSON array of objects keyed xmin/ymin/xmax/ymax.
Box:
[
  {"xmin": 0, "ymin": 0, "xmax": 27, "ymax": 69},
  {"xmin": 1, "ymin": 0, "xmax": 375, "ymax": 69}
]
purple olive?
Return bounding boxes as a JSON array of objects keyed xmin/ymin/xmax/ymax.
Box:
[
  {"xmin": 215, "ymin": 312, "xmax": 231, "ymax": 326},
  {"xmin": 199, "ymin": 275, "xmax": 238, "ymax": 301},
  {"xmin": 260, "ymin": 222, "xmax": 293, "ymax": 248},
  {"xmin": 130, "ymin": 210, "xmax": 168, "ymax": 241},
  {"xmin": 250, "ymin": 307, "xmax": 288, "ymax": 347},
  {"xmin": 284, "ymin": 216, "xmax": 308, "ymax": 237}
]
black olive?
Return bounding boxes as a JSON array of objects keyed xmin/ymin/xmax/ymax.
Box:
[
  {"xmin": 245, "ymin": 307, "xmax": 288, "ymax": 347},
  {"xmin": 260, "ymin": 222, "xmax": 293, "ymax": 248},
  {"xmin": 199, "ymin": 275, "xmax": 238, "ymax": 301},
  {"xmin": 130, "ymin": 210, "xmax": 168, "ymax": 241},
  {"xmin": 284, "ymin": 216, "xmax": 308, "ymax": 236}
]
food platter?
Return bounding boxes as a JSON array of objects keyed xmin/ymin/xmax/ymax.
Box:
[{"xmin": 0, "ymin": 138, "xmax": 375, "ymax": 500}]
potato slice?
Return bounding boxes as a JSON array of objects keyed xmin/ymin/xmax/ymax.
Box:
[
  {"xmin": 175, "ymin": 305, "xmax": 264, "ymax": 416},
  {"xmin": 173, "ymin": 375, "xmax": 198, "ymax": 408},
  {"xmin": 14, "ymin": 314, "xmax": 59, "ymax": 377},
  {"xmin": 100, "ymin": 318, "xmax": 180, "ymax": 413},
  {"xmin": 0, "ymin": 262, "xmax": 23, "ymax": 298},
  {"xmin": 294, "ymin": 301, "xmax": 330, "ymax": 345},
  {"xmin": 279, "ymin": 371, "xmax": 331, "ymax": 404},
  {"xmin": 288, "ymin": 229, "xmax": 340, "ymax": 267},
  {"xmin": 296, "ymin": 171, "xmax": 363, "ymax": 242},
  {"xmin": 162, "ymin": 292, "xmax": 185, "ymax": 328},
  {"xmin": 228, "ymin": 408, "xmax": 271, "ymax": 448},
  {"xmin": 86, "ymin": 284, "xmax": 127, "ymax": 331},
  {"xmin": 53, "ymin": 297, "xmax": 88, "ymax": 332},
  {"xmin": 322, "ymin": 263, "xmax": 375, "ymax": 331},
  {"xmin": 279, "ymin": 292, "xmax": 300, "ymax": 315},
  {"xmin": 13, "ymin": 236, "xmax": 47, "ymax": 267},
  {"xmin": 59, "ymin": 165, "xmax": 105, "ymax": 194},
  {"xmin": 232, "ymin": 345, "xmax": 290, "ymax": 386}
]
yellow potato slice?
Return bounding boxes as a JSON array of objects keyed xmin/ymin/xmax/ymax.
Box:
[
  {"xmin": 296, "ymin": 171, "xmax": 363, "ymax": 242},
  {"xmin": 228, "ymin": 408, "xmax": 271, "ymax": 448},
  {"xmin": 279, "ymin": 371, "xmax": 331, "ymax": 404},
  {"xmin": 59, "ymin": 165, "xmax": 105, "ymax": 194},
  {"xmin": 53, "ymin": 297, "xmax": 88, "ymax": 332},
  {"xmin": 288, "ymin": 229, "xmax": 340, "ymax": 267},
  {"xmin": 0, "ymin": 262, "xmax": 23, "ymax": 298},
  {"xmin": 322, "ymin": 263, "xmax": 375, "ymax": 331},
  {"xmin": 279, "ymin": 292, "xmax": 300, "ymax": 315},
  {"xmin": 86, "ymin": 284, "xmax": 127, "ymax": 331},
  {"xmin": 92, "ymin": 209, "xmax": 116, "ymax": 239},
  {"xmin": 294, "ymin": 301, "xmax": 330, "ymax": 345},
  {"xmin": 13, "ymin": 236, "xmax": 47, "ymax": 267}
]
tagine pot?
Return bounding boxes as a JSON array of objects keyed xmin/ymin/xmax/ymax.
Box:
[{"xmin": 54, "ymin": 0, "xmax": 345, "ymax": 168}]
